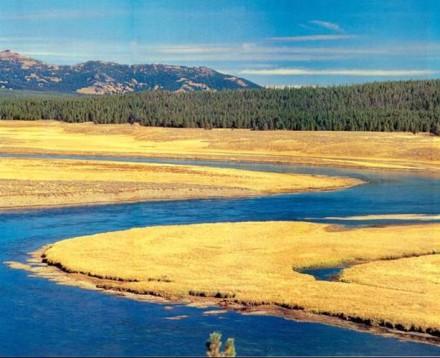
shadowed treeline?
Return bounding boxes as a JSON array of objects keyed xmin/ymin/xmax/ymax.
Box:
[{"xmin": 1, "ymin": 79, "xmax": 439, "ymax": 134}]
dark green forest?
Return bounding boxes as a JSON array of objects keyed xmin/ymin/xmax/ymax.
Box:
[{"xmin": 1, "ymin": 80, "xmax": 439, "ymax": 134}]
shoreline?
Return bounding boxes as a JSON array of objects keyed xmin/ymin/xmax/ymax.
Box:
[
  {"xmin": 0, "ymin": 180, "xmax": 361, "ymax": 213},
  {"xmin": 1, "ymin": 120, "xmax": 439, "ymax": 175},
  {"xmin": 2, "ymin": 147, "xmax": 440, "ymax": 176},
  {"xmin": 0, "ymin": 156, "xmax": 363, "ymax": 212},
  {"xmin": 7, "ymin": 246, "xmax": 440, "ymax": 348},
  {"xmin": 29, "ymin": 221, "xmax": 440, "ymax": 345}
]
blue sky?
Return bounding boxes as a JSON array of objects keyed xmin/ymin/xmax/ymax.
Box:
[{"xmin": 1, "ymin": 0, "xmax": 439, "ymax": 86}]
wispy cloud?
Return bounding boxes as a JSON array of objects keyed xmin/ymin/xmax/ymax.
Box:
[
  {"xmin": 309, "ymin": 20, "xmax": 344, "ymax": 33},
  {"xmin": 268, "ymin": 34, "xmax": 356, "ymax": 42},
  {"xmin": 240, "ymin": 68, "xmax": 439, "ymax": 77},
  {"xmin": 144, "ymin": 42, "xmax": 435, "ymax": 62},
  {"xmin": 4, "ymin": 38, "xmax": 440, "ymax": 68},
  {"xmin": 140, "ymin": 45, "xmax": 353, "ymax": 62},
  {"xmin": 153, "ymin": 45, "xmax": 235, "ymax": 54}
]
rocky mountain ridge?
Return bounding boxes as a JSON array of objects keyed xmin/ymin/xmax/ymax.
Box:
[{"xmin": 0, "ymin": 50, "xmax": 260, "ymax": 94}]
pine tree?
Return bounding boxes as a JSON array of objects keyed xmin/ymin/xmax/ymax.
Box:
[
  {"xmin": 206, "ymin": 332, "xmax": 236, "ymax": 357},
  {"xmin": 1, "ymin": 79, "xmax": 439, "ymax": 133}
]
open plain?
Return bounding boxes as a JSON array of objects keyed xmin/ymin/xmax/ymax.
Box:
[{"xmin": 1, "ymin": 120, "xmax": 439, "ymax": 173}]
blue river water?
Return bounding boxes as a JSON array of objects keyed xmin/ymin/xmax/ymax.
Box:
[
  {"xmin": 0, "ymin": 155, "xmax": 439, "ymax": 356},
  {"xmin": 298, "ymin": 266, "xmax": 346, "ymax": 281}
]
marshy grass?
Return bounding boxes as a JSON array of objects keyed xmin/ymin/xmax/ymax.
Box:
[{"xmin": 41, "ymin": 221, "xmax": 440, "ymax": 337}]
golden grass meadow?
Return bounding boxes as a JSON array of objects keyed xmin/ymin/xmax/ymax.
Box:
[
  {"xmin": 1, "ymin": 120, "xmax": 440, "ymax": 173},
  {"xmin": 35, "ymin": 221, "xmax": 440, "ymax": 339},
  {"xmin": 0, "ymin": 157, "xmax": 359, "ymax": 210},
  {"xmin": 1, "ymin": 121, "xmax": 439, "ymax": 345}
]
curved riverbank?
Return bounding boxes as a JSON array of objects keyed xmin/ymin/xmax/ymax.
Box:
[
  {"xmin": 0, "ymin": 157, "xmax": 361, "ymax": 211},
  {"xmin": 2, "ymin": 161, "xmax": 440, "ymax": 356},
  {"xmin": 1, "ymin": 121, "xmax": 439, "ymax": 174},
  {"xmin": 8, "ymin": 248, "xmax": 440, "ymax": 347},
  {"xmin": 18, "ymin": 221, "xmax": 440, "ymax": 345}
]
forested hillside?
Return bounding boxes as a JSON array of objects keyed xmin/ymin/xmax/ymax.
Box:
[{"xmin": 1, "ymin": 79, "xmax": 439, "ymax": 133}]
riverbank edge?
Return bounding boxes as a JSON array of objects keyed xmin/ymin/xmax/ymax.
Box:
[
  {"xmin": 1, "ymin": 148, "xmax": 439, "ymax": 176},
  {"xmin": 0, "ymin": 178, "xmax": 363, "ymax": 213},
  {"xmin": 8, "ymin": 246, "xmax": 440, "ymax": 348}
]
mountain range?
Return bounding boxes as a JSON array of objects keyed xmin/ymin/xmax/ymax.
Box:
[{"xmin": 0, "ymin": 50, "xmax": 260, "ymax": 94}]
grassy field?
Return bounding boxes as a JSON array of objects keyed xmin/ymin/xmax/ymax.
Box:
[
  {"xmin": 1, "ymin": 120, "xmax": 439, "ymax": 172},
  {"xmin": 341, "ymin": 254, "xmax": 440, "ymax": 294},
  {"xmin": 0, "ymin": 157, "xmax": 359, "ymax": 210},
  {"xmin": 38, "ymin": 221, "xmax": 440, "ymax": 338},
  {"xmin": 2, "ymin": 120, "xmax": 439, "ymax": 340}
]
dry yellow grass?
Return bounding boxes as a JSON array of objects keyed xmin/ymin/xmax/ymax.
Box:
[
  {"xmin": 341, "ymin": 254, "xmax": 440, "ymax": 294},
  {"xmin": 41, "ymin": 221, "xmax": 440, "ymax": 336},
  {"xmin": 0, "ymin": 157, "xmax": 358, "ymax": 209},
  {"xmin": 0, "ymin": 120, "xmax": 439, "ymax": 172}
]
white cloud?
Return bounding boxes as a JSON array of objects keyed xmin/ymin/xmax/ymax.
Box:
[
  {"xmin": 154, "ymin": 45, "xmax": 235, "ymax": 54},
  {"xmin": 4, "ymin": 38, "xmax": 440, "ymax": 66},
  {"xmin": 240, "ymin": 68, "xmax": 439, "ymax": 77},
  {"xmin": 137, "ymin": 43, "xmax": 388, "ymax": 61},
  {"xmin": 309, "ymin": 20, "xmax": 343, "ymax": 33},
  {"xmin": 269, "ymin": 34, "xmax": 356, "ymax": 42}
]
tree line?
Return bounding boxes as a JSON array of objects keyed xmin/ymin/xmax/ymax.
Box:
[{"xmin": 1, "ymin": 79, "xmax": 439, "ymax": 134}]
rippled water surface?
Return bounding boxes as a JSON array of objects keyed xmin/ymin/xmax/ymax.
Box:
[{"xmin": 1, "ymin": 155, "xmax": 439, "ymax": 356}]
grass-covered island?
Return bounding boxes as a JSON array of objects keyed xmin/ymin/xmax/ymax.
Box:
[{"xmin": 20, "ymin": 221, "xmax": 440, "ymax": 344}]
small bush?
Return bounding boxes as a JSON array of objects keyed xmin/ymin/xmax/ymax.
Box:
[{"xmin": 206, "ymin": 331, "xmax": 236, "ymax": 357}]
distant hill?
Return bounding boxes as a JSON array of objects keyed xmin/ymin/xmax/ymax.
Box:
[{"xmin": 0, "ymin": 49, "xmax": 260, "ymax": 94}]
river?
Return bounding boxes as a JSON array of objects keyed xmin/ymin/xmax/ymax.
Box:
[{"xmin": 0, "ymin": 155, "xmax": 439, "ymax": 356}]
